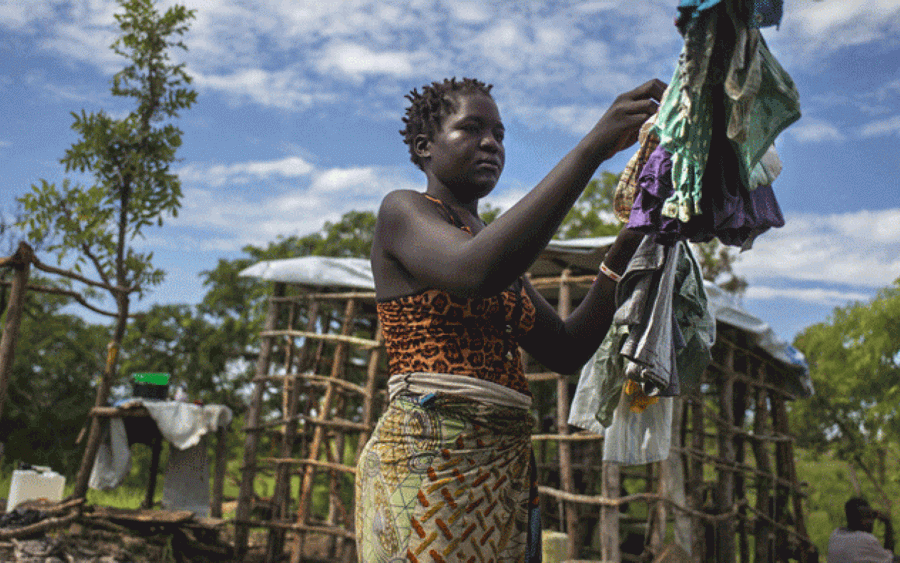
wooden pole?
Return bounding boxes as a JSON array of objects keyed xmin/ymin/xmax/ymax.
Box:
[
  {"xmin": 600, "ymin": 461, "xmax": 620, "ymax": 562},
  {"xmin": 690, "ymin": 384, "xmax": 706, "ymax": 560},
  {"xmin": 0, "ymin": 243, "xmax": 33, "ymax": 448},
  {"xmin": 555, "ymin": 269, "xmax": 579, "ymax": 561},
  {"xmin": 650, "ymin": 460, "xmax": 667, "ymax": 557},
  {"xmin": 666, "ymin": 397, "xmax": 692, "ymax": 554},
  {"xmin": 142, "ymin": 433, "xmax": 163, "ymax": 509},
  {"xmin": 235, "ymin": 282, "xmax": 284, "ymax": 559},
  {"xmin": 211, "ymin": 425, "xmax": 228, "ymax": 518},
  {"xmin": 717, "ymin": 346, "xmax": 737, "ymax": 563},
  {"xmin": 771, "ymin": 396, "xmax": 791, "ymax": 561},
  {"xmin": 356, "ymin": 327, "xmax": 383, "ymax": 451},
  {"xmin": 752, "ymin": 365, "xmax": 773, "ymax": 563},
  {"xmin": 773, "ymin": 394, "xmax": 816, "ymax": 562},
  {"xmin": 267, "ymin": 300, "xmax": 318, "ymax": 561},
  {"xmin": 292, "ymin": 298, "xmax": 358, "ymax": 563}
]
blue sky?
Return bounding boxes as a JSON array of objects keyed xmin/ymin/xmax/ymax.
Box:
[{"xmin": 1, "ymin": 0, "xmax": 899, "ymax": 344}]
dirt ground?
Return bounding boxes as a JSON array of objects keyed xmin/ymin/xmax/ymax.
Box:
[{"xmin": 1, "ymin": 524, "xmax": 348, "ymax": 563}]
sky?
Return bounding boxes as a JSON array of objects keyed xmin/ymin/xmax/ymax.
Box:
[{"xmin": 0, "ymin": 0, "xmax": 899, "ymax": 345}]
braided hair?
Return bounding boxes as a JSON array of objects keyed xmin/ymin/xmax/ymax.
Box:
[{"xmin": 400, "ymin": 77, "xmax": 494, "ymax": 171}]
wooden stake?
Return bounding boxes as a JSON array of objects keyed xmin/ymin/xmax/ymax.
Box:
[{"xmin": 234, "ymin": 282, "xmax": 284, "ymax": 559}]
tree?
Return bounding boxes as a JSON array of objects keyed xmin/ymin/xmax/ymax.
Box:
[
  {"xmin": 1, "ymin": 288, "xmax": 109, "ymax": 473},
  {"xmin": 790, "ymin": 279, "xmax": 900, "ymax": 516},
  {"xmin": 557, "ymin": 172, "xmax": 623, "ymax": 239},
  {"xmin": 120, "ymin": 305, "xmax": 243, "ymax": 408},
  {"xmin": 15, "ymin": 0, "xmax": 196, "ymax": 496},
  {"xmin": 554, "ymin": 173, "xmax": 748, "ymax": 292},
  {"xmin": 693, "ymin": 239, "xmax": 748, "ymax": 294}
]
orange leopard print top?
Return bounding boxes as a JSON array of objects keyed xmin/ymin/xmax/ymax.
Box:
[{"xmin": 376, "ymin": 195, "xmax": 536, "ymax": 396}]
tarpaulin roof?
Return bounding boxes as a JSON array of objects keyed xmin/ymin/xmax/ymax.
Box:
[{"xmin": 239, "ymin": 239, "xmax": 812, "ymax": 396}]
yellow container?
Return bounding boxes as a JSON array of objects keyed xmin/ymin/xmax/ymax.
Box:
[{"xmin": 542, "ymin": 530, "xmax": 569, "ymax": 563}]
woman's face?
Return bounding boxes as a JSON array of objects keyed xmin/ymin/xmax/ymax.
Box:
[{"xmin": 422, "ymin": 93, "xmax": 505, "ymax": 202}]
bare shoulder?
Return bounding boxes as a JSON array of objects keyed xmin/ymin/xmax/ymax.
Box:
[
  {"xmin": 376, "ymin": 189, "xmax": 445, "ymax": 236},
  {"xmin": 378, "ymin": 189, "xmax": 428, "ymax": 220},
  {"xmin": 374, "ymin": 190, "xmax": 424, "ymax": 253}
]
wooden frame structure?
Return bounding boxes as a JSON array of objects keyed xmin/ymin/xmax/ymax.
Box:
[{"xmin": 234, "ymin": 251, "xmax": 818, "ymax": 563}]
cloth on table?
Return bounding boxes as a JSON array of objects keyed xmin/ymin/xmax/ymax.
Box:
[
  {"xmin": 89, "ymin": 399, "xmax": 233, "ymax": 498},
  {"xmin": 89, "ymin": 415, "xmax": 132, "ymax": 490},
  {"xmin": 162, "ymin": 435, "xmax": 210, "ymax": 516},
  {"xmin": 355, "ymin": 391, "xmax": 539, "ymax": 563}
]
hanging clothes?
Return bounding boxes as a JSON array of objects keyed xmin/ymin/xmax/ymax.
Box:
[
  {"xmin": 650, "ymin": 0, "xmax": 799, "ymax": 227},
  {"xmin": 615, "ymin": 113, "xmax": 660, "ymax": 223},
  {"xmin": 652, "ymin": 8, "xmax": 720, "ymax": 223},
  {"xmin": 628, "ymin": 81, "xmax": 787, "ymax": 249},
  {"xmin": 568, "ymin": 237, "xmax": 715, "ymax": 454}
]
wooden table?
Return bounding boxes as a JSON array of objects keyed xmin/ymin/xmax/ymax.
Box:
[{"xmin": 89, "ymin": 403, "xmax": 230, "ymax": 517}]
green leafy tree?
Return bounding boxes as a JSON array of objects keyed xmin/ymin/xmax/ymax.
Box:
[
  {"xmin": 557, "ymin": 172, "xmax": 623, "ymax": 239},
  {"xmin": 169, "ymin": 211, "xmax": 379, "ymax": 412},
  {"xmin": 479, "ymin": 202, "xmax": 501, "ymax": 225},
  {"xmin": 15, "ymin": 0, "xmax": 196, "ymax": 496},
  {"xmin": 791, "ymin": 279, "xmax": 900, "ymax": 515},
  {"xmin": 694, "ymin": 239, "xmax": 748, "ymax": 295},
  {"xmin": 1, "ymin": 290, "xmax": 109, "ymax": 473},
  {"xmin": 120, "ymin": 304, "xmax": 243, "ymax": 408},
  {"xmin": 554, "ymin": 173, "xmax": 747, "ymax": 292},
  {"xmin": 200, "ymin": 211, "xmax": 376, "ymax": 340}
]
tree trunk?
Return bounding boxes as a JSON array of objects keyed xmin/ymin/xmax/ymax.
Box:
[
  {"xmin": 0, "ymin": 243, "xmax": 33, "ymax": 467},
  {"xmin": 72, "ymin": 292, "xmax": 130, "ymax": 499}
]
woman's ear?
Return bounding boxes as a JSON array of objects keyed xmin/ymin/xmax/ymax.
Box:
[{"xmin": 414, "ymin": 134, "xmax": 431, "ymax": 160}]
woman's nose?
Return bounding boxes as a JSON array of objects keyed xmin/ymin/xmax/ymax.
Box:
[{"xmin": 480, "ymin": 133, "xmax": 502, "ymax": 152}]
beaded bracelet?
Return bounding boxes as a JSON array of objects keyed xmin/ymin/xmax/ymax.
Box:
[{"xmin": 599, "ymin": 262, "xmax": 623, "ymax": 283}]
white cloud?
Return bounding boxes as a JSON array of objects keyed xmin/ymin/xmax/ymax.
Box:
[
  {"xmin": 734, "ymin": 209, "xmax": 900, "ymax": 289},
  {"xmin": 860, "ymin": 115, "xmax": 900, "ymax": 138},
  {"xmin": 0, "ymin": 1, "xmax": 67, "ymax": 31},
  {"xmin": 169, "ymin": 159, "xmax": 419, "ymax": 249},
  {"xmin": 192, "ymin": 68, "xmax": 335, "ymax": 111},
  {"xmin": 315, "ymin": 43, "xmax": 421, "ymax": 82},
  {"xmin": 745, "ymin": 285, "xmax": 873, "ymax": 307},
  {"xmin": 178, "ymin": 156, "xmax": 315, "ymax": 187},
  {"xmin": 780, "ymin": 0, "xmax": 900, "ymax": 59},
  {"xmin": 445, "ymin": 1, "xmax": 492, "ymax": 24},
  {"xmin": 789, "ymin": 118, "xmax": 846, "ymax": 142}
]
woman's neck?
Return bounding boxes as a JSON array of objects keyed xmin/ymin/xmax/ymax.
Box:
[{"xmin": 426, "ymin": 186, "xmax": 480, "ymax": 222}]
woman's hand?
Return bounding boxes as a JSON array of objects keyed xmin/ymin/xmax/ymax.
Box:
[{"xmin": 595, "ymin": 79, "xmax": 667, "ymax": 157}]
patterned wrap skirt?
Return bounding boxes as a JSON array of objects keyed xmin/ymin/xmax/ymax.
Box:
[{"xmin": 355, "ymin": 392, "xmax": 540, "ymax": 563}]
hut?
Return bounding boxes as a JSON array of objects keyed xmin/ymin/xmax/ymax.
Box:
[{"xmin": 232, "ymin": 238, "xmax": 817, "ymax": 563}]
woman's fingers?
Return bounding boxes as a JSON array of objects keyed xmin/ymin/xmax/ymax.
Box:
[{"xmin": 627, "ymin": 78, "xmax": 668, "ymax": 102}]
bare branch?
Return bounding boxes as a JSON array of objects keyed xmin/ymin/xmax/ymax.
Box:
[
  {"xmin": 31, "ymin": 258, "xmax": 127, "ymax": 295},
  {"xmin": 0, "ymin": 279, "xmax": 118, "ymax": 318}
]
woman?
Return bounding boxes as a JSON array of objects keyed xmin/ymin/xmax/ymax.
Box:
[{"xmin": 356, "ymin": 77, "xmax": 666, "ymax": 563}]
